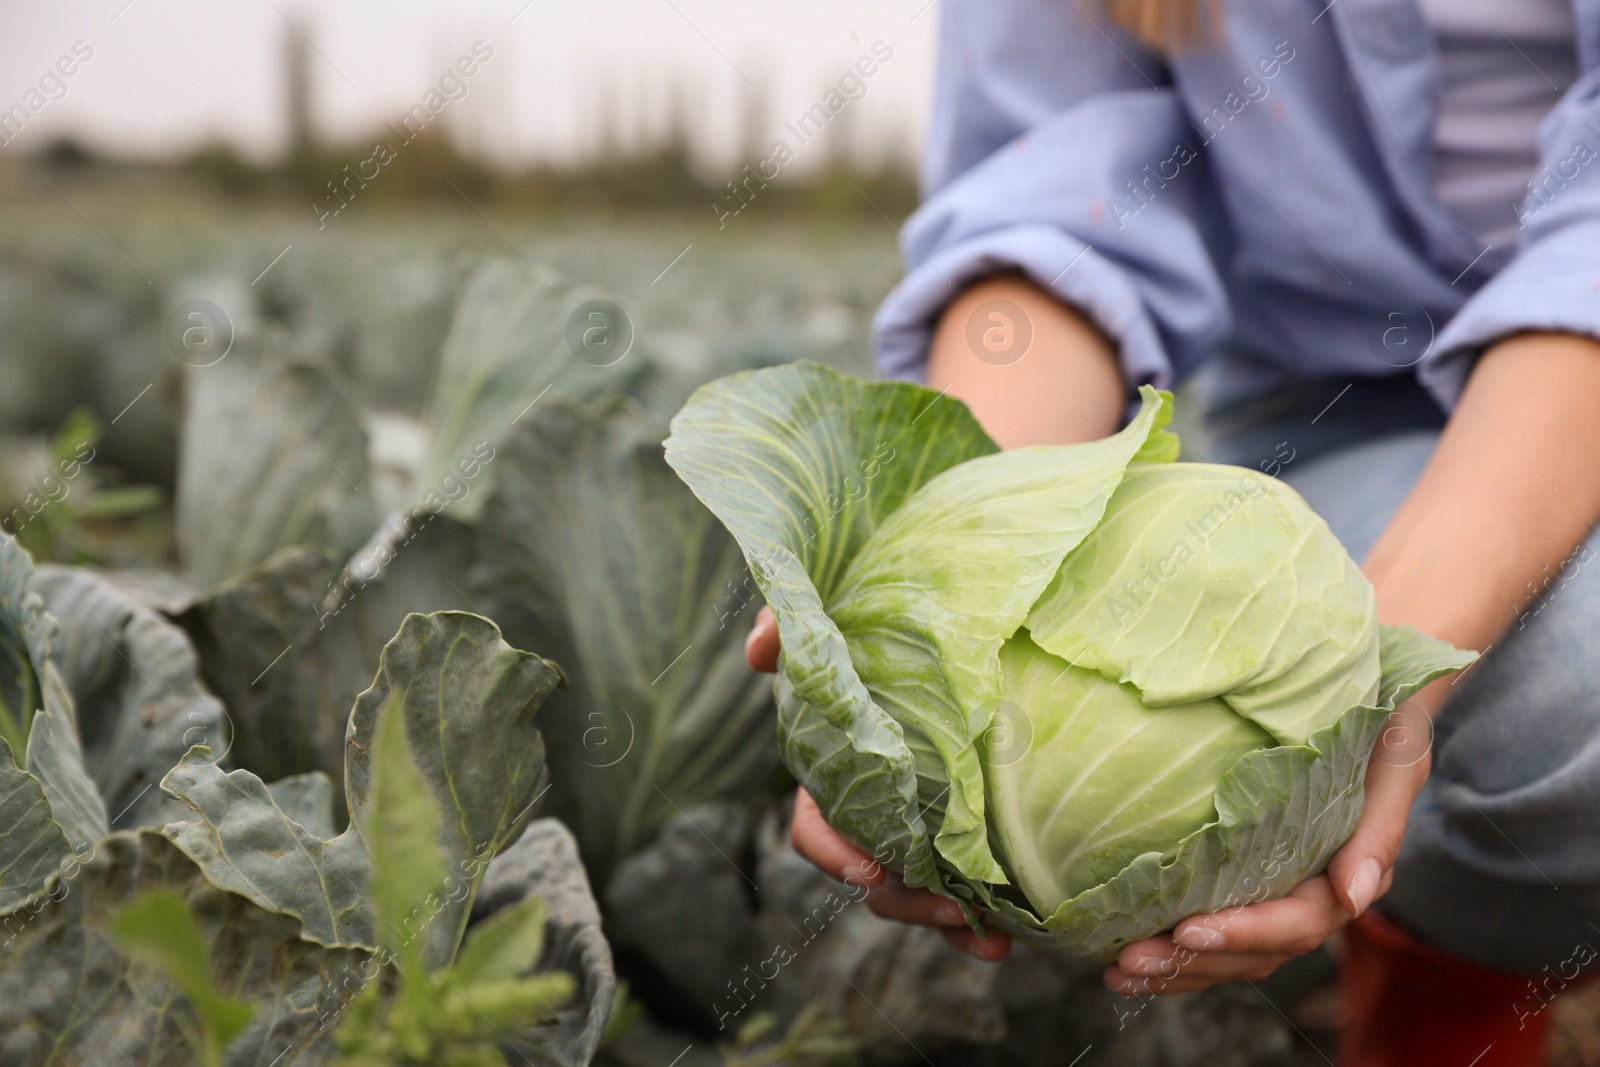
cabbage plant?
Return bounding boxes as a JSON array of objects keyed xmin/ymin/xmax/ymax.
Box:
[
  {"xmin": 468, "ymin": 399, "xmax": 780, "ymax": 882},
  {"xmin": 665, "ymin": 363, "xmax": 1474, "ymax": 958},
  {"xmin": 0, "ymin": 536, "xmax": 614, "ymax": 1065}
]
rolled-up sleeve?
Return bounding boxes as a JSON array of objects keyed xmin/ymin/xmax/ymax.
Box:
[
  {"xmin": 1421, "ymin": 70, "xmax": 1600, "ymax": 404},
  {"xmin": 874, "ymin": 0, "xmax": 1232, "ymax": 396}
]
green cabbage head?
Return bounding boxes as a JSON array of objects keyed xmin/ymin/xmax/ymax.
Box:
[{"xmin": 664, "ymin": 363, "xmax": 1474, "ymax": 958}]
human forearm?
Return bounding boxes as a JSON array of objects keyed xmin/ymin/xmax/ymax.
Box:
[
  {"xmin": 926, "ymin": 274, "xmax": 1125, "ymax": 449},
  {"xmin": 1364, "ymin": 332, "xmax": 1600, "ymax": 676}
]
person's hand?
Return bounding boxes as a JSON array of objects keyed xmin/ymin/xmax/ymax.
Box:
[
  {"xmin": 791, "ymin": 787, "xmax": 1012, "ymax": 960},
  {"xmin": 1103, "ymin": 690, "xmax": 1442, "ymax": 996},
  {"xmin": 755, "ymin": 607, "xmax": 1446, "ymax": 983},
  {"xmin": 746, "ymin": 606, "xmax": 1011, "ymax": 962},
  {"xmin": 744, "ymin": 605, "xmax": 781, "ymax": 673}
]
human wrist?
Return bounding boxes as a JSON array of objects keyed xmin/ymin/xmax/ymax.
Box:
[{"xmin": 1405, "ymin": 674, "xmax": 1454, "ymax": 721}]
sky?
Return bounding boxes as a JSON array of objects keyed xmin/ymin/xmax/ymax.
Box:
[{"xmin": 0, "ymin": 0, "xmax": 940, "ymax": 172}]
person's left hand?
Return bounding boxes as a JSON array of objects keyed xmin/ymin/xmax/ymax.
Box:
[{"xmin": 1103, "ymin": 695, "xmax": 1437, "ymax": 995}]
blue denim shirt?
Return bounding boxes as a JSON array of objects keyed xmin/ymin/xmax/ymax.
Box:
[{"xmin": 873, "ymin": 0, "xmax": 1600, "ymax": 411}]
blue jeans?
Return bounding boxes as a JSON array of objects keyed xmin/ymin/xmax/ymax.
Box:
[{"xmin": 1193, "ymin": 372, "xmax": 1600, "ymax": 974}]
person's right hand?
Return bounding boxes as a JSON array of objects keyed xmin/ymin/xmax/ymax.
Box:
[{"xmin": 746, "ymin": 605, "xmax": 1012, "ymax": 962}]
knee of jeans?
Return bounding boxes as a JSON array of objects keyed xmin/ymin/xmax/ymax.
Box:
[{"xmin": 1431, "ymin": 533, "xmax": 1600, "ymax": 796}]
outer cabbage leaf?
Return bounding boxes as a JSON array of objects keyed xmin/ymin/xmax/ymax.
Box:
[
  {"xmin": 159, "ymin": 751, "xmax": 374, "ymax": 950},
  {"xmin": 177, "ymin": 347, "xmax": 376, "ymax": 588},
  {"xmin": 0, "ymin": 735, "xmax": 75, "ymax": 912},
  {"xmin": 415, "ymin": 258, "xmax": 652, "ymax": 519},
  {"xmin": 266, "ymin": 771, "xmax": 338, "ymax": 840},
  {"xmin": 345, "ymin": 611, "xmax": 558, "ymax": 959},
  {"xmin": 1026, "ymin": 464, "xmax": 1379, "ymax": 745},
  {"xmin": 162, "ymin": 612, "xmax": 560, "ymax": 969},
  {"xmin": 980, "ymin": 625, "xmax": 1474, "ymax": 958},
  {"xmin": 470, "ymin": 399, "xmax": 777, "ymax": 881},
  {"xmin": 0, "ymin": 533, "xmax": 48, "ymax": 756},
  {"xmin": 665, "ymin": 362, "xmax": 1000, "ymax": 889},
  {"xmin": 0, "ymin": 540, "xmax": 106, "ymax": 873},
  {"xmin": 21, "ymin": 697, "xmax": 107, "ymax": 857},
  {"xmin": 31, "ymin": 564, "xmax": 227, "ymax": 829},
  {"xmin": 824, "ymin": 391, "xmax": 1180, "ymax": 883},
  {"xmin": 475, "ymin": 818, "xmax": 619, "ymax": 1067}
]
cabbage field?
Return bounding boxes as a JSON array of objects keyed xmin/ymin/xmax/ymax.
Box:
[{"xmin": 1, "ymin": 192, "xmax": 1595, "ymax": 1067}]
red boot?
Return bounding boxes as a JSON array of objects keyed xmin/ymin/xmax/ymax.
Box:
[{"xmin": 1340, "ymin": 908, "xmax": 1562, "ymax": 1067}]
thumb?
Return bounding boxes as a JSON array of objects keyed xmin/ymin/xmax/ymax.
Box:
[
  {"xmin": 1326, "ymin": 724, "xmax": 1430, "ymax": 918},
  {"xmin": 745, "ymin": 605, "xmax": 780, "ymax": 673}
]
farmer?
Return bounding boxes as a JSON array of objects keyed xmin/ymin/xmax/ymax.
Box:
[{"xmin": 746, "ymin": 1, "xmax": 1600, "ymax": 1063}]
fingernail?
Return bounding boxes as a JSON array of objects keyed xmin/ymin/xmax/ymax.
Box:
[
  {"xmin": 1110, "ymin": 974, "xmax": 1148, "ymax": 997},
  {"xmin": 963, "ymin": 938, "xmax": 998, "ymax": 961},
  {"xmin": 1127, "ymin": 955, "xmax": 1173, "ymax": 976},
  {"xmin": 934, "ymin": 901, "xmax": 965, "ymax": 926},
  {"xmin": 1347, "ymin": 857, "xmax": 1382, "ymax": 916},
  {"xmin": 1173, "ymin": 925, "xmax": 1225, "ymax": 951}
]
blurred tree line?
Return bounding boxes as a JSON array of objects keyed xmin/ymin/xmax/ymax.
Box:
[
  {"xmin": 7, "ymin": 21, "xmax": 920, "ymax": 225},
  {"xmin": 173, "ymin": 128, "xmax": 919, "ymax": 222}
]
